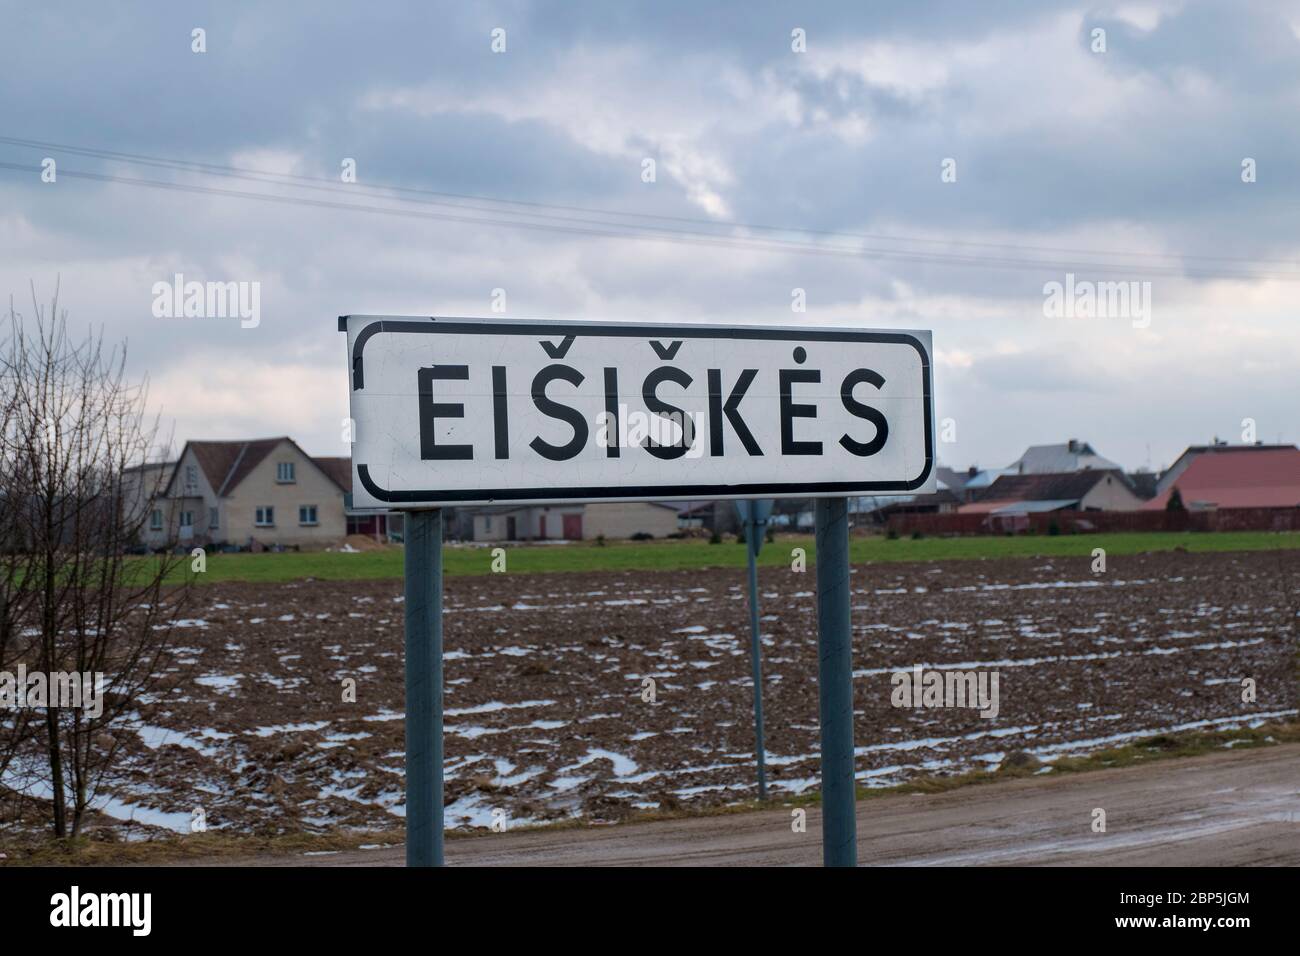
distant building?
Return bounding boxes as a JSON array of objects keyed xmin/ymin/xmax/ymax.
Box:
[
  {"xmin": 466, "ymin": 501, "xmax": 679, "ymax": 541},
  {"xmin": 137, "ymin": 437, "xmax": 349, "ymax": 549},
  {"xmin": 959, "ymin": 467, "xmax": 1018, "ymax": 498},
  {"xmin": 935, "ymin": 466, "xmax": 976, "ymax": 498},
  {"xmin": 960, "ymin": 469, "xmax": 1145, "ymax": 515},
  {"xmin": 586, "ymin": 502, "xmax": 681, "ymax": 539},
  {"xmin": 121, "ymin": 460, "xmax": 176, "ymax": 543},
  {"xmin": 1125, "ymin": 471, "xmax": 1159, "ymax": 500},
  {"xmin": 1007, "ymin": 439, "xmax": 1122, "ymax": 475},
  {"xmin": 1144, "ymin": 445, "xmax": 1300, "ymax": 510},
  {"xmin": 676, "ymin": 501, "xmax": 715, "ymax": 531},
  {"xmin": 312, "ymin": 455, "xmax": 402, "ymax": 542},
  {"xmin": 876, "ymin": 488, "xmax": 960, "ymax": 518}
]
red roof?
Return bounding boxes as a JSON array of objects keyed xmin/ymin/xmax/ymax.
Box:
[{"xmin": 1144, "ymin": 447, "xmax": 1300, "ymax": 509}]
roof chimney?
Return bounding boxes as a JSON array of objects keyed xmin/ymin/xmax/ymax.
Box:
[{"xmin": 1067, "ymin": 438, "xmax": 1080, "ymax": 454}]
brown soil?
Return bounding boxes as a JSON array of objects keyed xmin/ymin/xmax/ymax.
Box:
[{"xmin": 17, "ymin": 548, "xmax": 1296, "ymax": 840}]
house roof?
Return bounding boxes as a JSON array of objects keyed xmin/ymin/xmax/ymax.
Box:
[
  {"xmin": 123, "ymin": 460, "xmax": 175, "ymax": 474},
  {"xmin": 311, "ymin": 456, "xmax": 352, "ymax": 494},
  {"xmin": 879, "ymin": 488, "xmax": 958, "ymax": 514},
  {"xmin": 998, "ymin": 499, "xmax": 1077, "ymax": 514},
  {"xmin": 1009, "ymin": 440, "xmax": 1121, "ymax": 474},
  {"xmin": 165, "ymin": 437, "xmax": 348, "ymax": 498},
  {"xmin": 974, "ymin": 469, "xmax": 1128, "ymax": 504},
  {"xmin": 1156, "ymin": 442, "xmax": 1297, "ymax": 495},
  {"xmin": 935, "ymin": 466, "xmax": 972, "ymax": 490},
  {"xmin": 1143, "ymin": 446, "xmax": 1300, "ymax": 510},
  {"xmin": 163, "ymin": 438, "xmax": 281, "ymax": 497},
  {"xmin": 958, "ymin": 500, "xmax": 1009, "ymax": 514},
  {"xmin": 961, "ymin": 467, "xmax": 1017, "ymax": 490},
  {"xmin": 1126, "ymin": 471, "xmax": 1159, "ymax": 499},
  {"xmin": 958, "ymin": 498, "xmax": 1077, "ymax": 515}
]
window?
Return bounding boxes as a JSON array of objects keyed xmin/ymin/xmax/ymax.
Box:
[
  {"xmin": 150, "ymin": 509, "xmax": 163, "ymax": 531},
  {"xmin": 184, "ymin": 464, "xmax": 198, "ymax": 491},
  {"xmin": 208, "ymin": 507, "xmax": 219, "ymax": 529},
  {"xmin": 485, "ymin": 517, "xmax": 493, "ymax": 531},
  {"xmin": 255, "ymin": 506, "xmax": 274, "ymax": 527},
  {"xmin": 276, "ymin": 462, "xmax": 296, "ymax": 483},
  {"xmin": 298, "ymin": 505, "xmax": 318, "ymax": 526},
  {"xmin": 180, "ymin": 511, "xmax": 194, "ymax": 528}
]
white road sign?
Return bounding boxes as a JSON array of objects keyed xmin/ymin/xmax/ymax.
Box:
[{"xmin": 341, "ymin": 316, "xmax": 935, "ymax": 508}]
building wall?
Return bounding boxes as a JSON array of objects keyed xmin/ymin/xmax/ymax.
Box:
[
  {"xmin": 530, "ymin": 505, "xmax": 586, "ymax": 539},
  {"xmin": 121, "ymin": 462, "xmax": 176, "ymax": 549},
  {"xmin": 583, "ymin": 502, "xmax": 679, "ymax": 539},
  {"xmin": 1079, "ymin": 475, "xmax": 1144, "ymax": 512},
  {"xmin": 471, "ymin": 505, "xmax": 660, "ymax": 541},
  {"xmin": 473, "ymin": 510, "xmax": 527, "ymax": 542},
  {"xmin": 223, "ymin": 441, "xmax": 346, "ymax": 547}
]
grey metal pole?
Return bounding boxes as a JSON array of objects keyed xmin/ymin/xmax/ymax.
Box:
[
  {"xmin": 745, "ymin": 519, "xmax": 767, "ymax": 801},
  {"xmin": 403, "ymin": 508, "xmax": 444, "ymax": 866},
  {"xmin": 815, "ymin": 497, "xmax": 857, "ymax": 867}
]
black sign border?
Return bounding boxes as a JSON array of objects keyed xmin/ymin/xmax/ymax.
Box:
[{"xmin": 343, "ymin": 316, "xmax": 934, "ymax": 504}]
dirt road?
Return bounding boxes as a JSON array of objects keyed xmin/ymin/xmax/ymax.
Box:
[{"xmin": 240, "ymin": 743, "xmax": 1300, "ymax": 866}]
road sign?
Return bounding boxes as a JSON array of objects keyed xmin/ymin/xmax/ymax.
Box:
[
  {"xmin": 343, "ymin": 316, "xmax": 924, "ymax": 869},
  {"xmin": 340, "ymin": 316, "xmax": 935, "ymax": 508}
]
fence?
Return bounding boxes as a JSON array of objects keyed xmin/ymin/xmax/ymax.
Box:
[{"xmin": 883, "ymin": 507, "xmax": 1300, "ymax": 536}]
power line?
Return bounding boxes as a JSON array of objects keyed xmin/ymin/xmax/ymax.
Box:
[
  {"xmin": 1, "ymin": 149, "xmax": 1296, "ymax": 281},
  {"xmin": 4, "ymin": 133, "xmax": 1296, "ymax": 270}
]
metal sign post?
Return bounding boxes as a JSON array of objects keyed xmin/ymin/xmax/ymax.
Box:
[
  {"xmin": 341, "ymin": 314, "xmax": 933, "ymax": 868},
  {"xmin": 403, "ymin": 508, "xmax": 444, "ymax": 866},
  {"xmin": 815, "ymin": 496, "xmax": 857, "ymax": 866},
  {"xmin": 735, "ymin": 498, "xmax": 773, "ymax": 800}
]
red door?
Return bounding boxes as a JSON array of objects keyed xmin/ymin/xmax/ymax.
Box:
[
  {"xmin": 563, "ymin": 514, "xmax": 583, "ymax": 540},
  {"xmin": 539, "ymin": 515, "xmax": 547, "ymax": 539}
]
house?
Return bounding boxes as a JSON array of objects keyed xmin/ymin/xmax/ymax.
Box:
[
  {"xmin": 311, "ymin": 455, "xmax": 403, "ymax": 542},
  {"xmin": 676, "ymin": 501, "xmax": 714, "ymax": 531},
  {"xmin": 673, "ymin": 501, "xmax": 746, "ymax": 535},
  {"xmin": 471, "ymin": 505, "xmax": 585, "ymax": 542},
  {"xmin": 875, "ymin": 487, "xmax": 960, "ymax": 518},
  {"xmin": 935, "ymin": 466, "xmax": 979, "ymax": 501},
  {"xmin": 584, "ymin": 501, "xmax": 680, "ymax": 538},
  {"xmin": 466, "ymin": 501, "xmax": 679, "ymax": 541},
  {"xmin": 121, "ymin": 460, "xmax": 176, "ymax": 545},
  {"xmin": 140, "ymin": 437, "xmax": 348, "ymax": 549},
  {"xmin": 960, "ymin": 469, "xmax": 1146, "ymax": 515},
  {"xmin": 958, "ymin": 467, "xmax": 1019, "ymax": 499},
  {"xmin": 1007, "ymin": 439, "xmax": 1122, "ymax": 475},
  {"xmin": 1143, "ymin": 445, "xmax": 1300, "ymax": 510}
]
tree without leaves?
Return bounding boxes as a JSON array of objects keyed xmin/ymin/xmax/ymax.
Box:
[{"xmin": 0, "ymin": 283, "xmax": 189, "ymax": 838}]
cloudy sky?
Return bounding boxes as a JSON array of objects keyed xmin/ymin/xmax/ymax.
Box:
[{"xmin": 2, "ymin": 0, "xmax": 1297, "ymax": 475}]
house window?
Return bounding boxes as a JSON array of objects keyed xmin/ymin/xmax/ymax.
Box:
[
  {"xmin": 184, "ymin": 464, "xmax": 198, "ymax": 491},
  {"xmin": 208, "ymin": 507, "xmax": 219, "ymax": 529},
  {"xmin": 255, "ymin": 506, "xmax": 274, "ymax": 527},
  {"xmin": 180, "ymin": 511, "xmax": 194, "ymax": 528},
  {"xmin": 485, "ymin": 517, "xmax": 493, "ymax": 531},
  {"xmin": 298, "ymin": 505, "xmax": 318, "ymax": 526},
  {"xmin": 276, "ymin": 462, "xmax": 296, "ymax": 483},
  {"xmin": 150, "ymin": 509, "xmax": 163, "ymax": 531}
]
